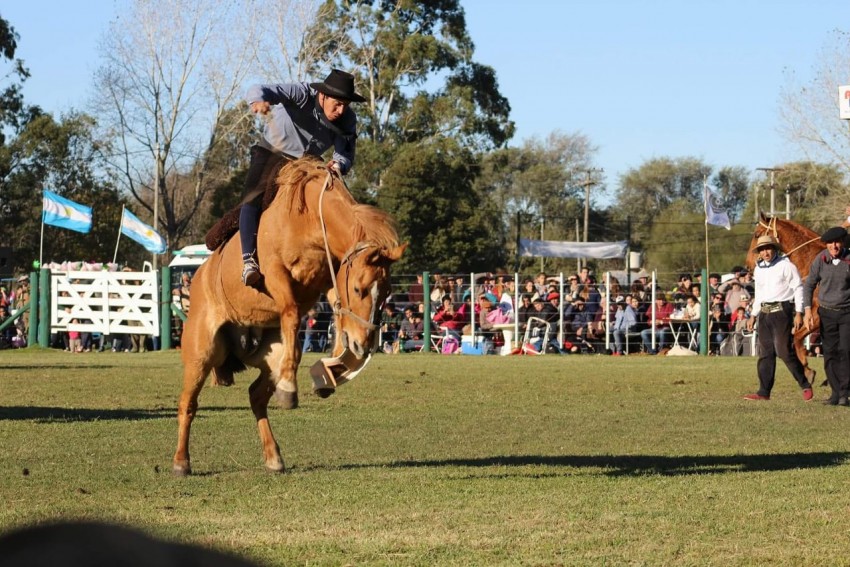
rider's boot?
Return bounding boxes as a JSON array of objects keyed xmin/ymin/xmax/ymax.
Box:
[{"xmin": 239, "ymin": 203, "xmax": 262, "ymax": 287}]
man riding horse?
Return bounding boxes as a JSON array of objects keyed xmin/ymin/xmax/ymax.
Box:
[{"xmin": 239, "ymin": 69, "xmax": 366, "ymax": 287}]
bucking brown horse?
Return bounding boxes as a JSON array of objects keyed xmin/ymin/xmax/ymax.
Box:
[
  {"xmin": 172, "ymin": 156, "xmax": 405, "ymax": 476},
  {"xmin": 745, "ymin": 212, "xmax": 823, "ymax": 383}
]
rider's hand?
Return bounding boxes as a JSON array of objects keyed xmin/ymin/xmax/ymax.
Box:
[
  {"xmin": 250, "ymin": 101, "xmax": 271, "ymax": 115},
  {"xmin": 326, "ymin": 161, "xmax": 342, "ymax": 174}
]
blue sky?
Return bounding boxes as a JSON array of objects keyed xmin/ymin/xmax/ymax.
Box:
[{"xmin": 3, "ymin": 0, "xmax": 848, "ymax": 204}]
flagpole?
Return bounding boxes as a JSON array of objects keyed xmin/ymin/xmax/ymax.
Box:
[
  {"xmin": 39, "ymin": 209, "xmax": 45, "ymax": 269},
  {"xmin": 704, "ymin": 176, "xmax": 710, "ymax": 276},
  {"xmin": 113, "ymin": 205, "xmax": 125, "ymax": 264}
]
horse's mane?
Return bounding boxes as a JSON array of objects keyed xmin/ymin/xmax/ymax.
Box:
[
  {"xmin": 352, "ymin": 204, "xmax": 400, "ymax": 249},
  {"xmin": 273, "ymin": 156, "xmax": 400, "ymax": 249},
  {"xmin": 770, "ymin": 217, "xmax": 820, "ymax": 240}
]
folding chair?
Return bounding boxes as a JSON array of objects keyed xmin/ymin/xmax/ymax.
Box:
[{"xmin": 522, "ymin": 317, "xmax": 550, "ymax": 355}]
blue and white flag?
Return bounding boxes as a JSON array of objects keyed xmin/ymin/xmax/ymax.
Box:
[
  {"xmin": 42, "ymin": 190, "xmax": 93, "ymax": 234},
  {"xmin": 121, "ymin": 208, "xmax": 166, "ymax": 253},
  {"xmin": 704, "ymin": 183, "xmax": 731, "ymax": 230}
]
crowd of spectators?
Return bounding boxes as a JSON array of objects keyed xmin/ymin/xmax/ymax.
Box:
[
  {"xmin": 374, "ymin": 266, "xmax": 807, "ymax": 357},
  {"xmin": 3, "ymin": 264, "xmax": 818, "ymax": 357}
]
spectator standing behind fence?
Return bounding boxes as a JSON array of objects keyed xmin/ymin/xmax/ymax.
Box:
[
  {"xmin": 12, "ymin": 276, "xmax": 29, "ymax": 337},
  {"xmin": 743, "ymin": 234, "xmax": 813, "ymax": 402},
  {"xmin": 803, "ymin": 226, "xmax": 850, "ymax": 406},
  {"xmin": 407, "ymin": 274, "xmax": 424, "ymax": 305}
]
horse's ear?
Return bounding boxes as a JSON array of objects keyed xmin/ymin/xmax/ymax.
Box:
[
  {"xmin": 759, "ymin": 210, "xmax": 769, "ymax": 222},
  {"xmin": 384, "ymin": 243, "xmax": 407, "ymax": 263}
]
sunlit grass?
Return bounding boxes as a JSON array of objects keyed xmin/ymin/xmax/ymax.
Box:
[{"xmin": 1, "ymin": 348, "xmax": 848, "ymax": 565}]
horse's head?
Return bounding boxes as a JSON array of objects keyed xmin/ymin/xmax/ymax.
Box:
[{"xmin": 329, "ymin": 242, "xmax": 407, "ymax": 359}]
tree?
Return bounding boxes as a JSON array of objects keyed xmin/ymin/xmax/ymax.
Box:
[
  {"xmin": 779, "ymin": 29, "xmax": 850, "ymax": 179},
  {"xmin": 0, "ymin": 16, "xmax": 38, "ymax": 145},
  {"xmin": 616, "ymin": 157, "xmax": 714, "ymax": 243},
  {"xmin": 304, "ymin": 0, "xmax": 514, "ymax": 194},
  {"xmin": 745, "ymin": 161, "xmax": 849, "ymax": 230},
  {"xmin": 92, "ymin": 0, "xmax": 261, "ymax": 251},
  {"xmin": 377, "ymin": 137, "xmax": 505, "ymax": 273},
  {"xmin": 0, "ymin": 112, "xmax": 129, "ymax": 271},
  {"xmin": 476, "ymin": 131, "xmax": 605, "ymax": 272}
]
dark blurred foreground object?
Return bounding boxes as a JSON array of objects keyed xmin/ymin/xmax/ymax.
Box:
[{"xmin": 0, "ymin": 520, "xmax": 261, "ymax": 567}]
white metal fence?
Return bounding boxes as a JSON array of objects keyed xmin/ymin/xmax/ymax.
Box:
[{"xmin": 50, "ymin": 271, "xmax": 159, "ymax": 336}]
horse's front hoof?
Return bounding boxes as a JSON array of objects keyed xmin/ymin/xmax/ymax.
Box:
[
  {"xmin": 172, "ymin": 461, "xmax": 192, "ymax": 477},
  {"xmin": 265, "ymin": 459, "xmax": 285, "ymax": 473},
  {"xmin": 275, "ymin": 390, "xmax": 299, "ymax": 410},
  {"xmin": 314, "ymin": 387, "xmax": 335, "ymax": 399}
]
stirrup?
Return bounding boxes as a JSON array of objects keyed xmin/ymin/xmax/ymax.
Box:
[{"xmin": 242, "ymin": 258, "xmax": 261, "ymax": 287}]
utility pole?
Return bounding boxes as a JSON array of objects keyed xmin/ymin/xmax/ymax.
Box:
[
  {"xmin": 578, "ymin": 168, "xmax": 603, "ymax": 269},
  {"xmin": 756, "ymin": 167, "xmax": 785, "ymax": 218}
]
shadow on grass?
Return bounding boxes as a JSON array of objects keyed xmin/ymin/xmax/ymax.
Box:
[
  {"xmin": 0, "ymin": 405, "xmax": 242, "ymax": 423},
  {"xmin": 328, "ymin": 452, "xmax": 850, "ymax": 477},
  {"xmin": 1, "ymin": 364, "xmax": 130, "ymax": 371}
]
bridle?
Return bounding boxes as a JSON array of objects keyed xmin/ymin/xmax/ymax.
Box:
[{"xmin": 317, "ymin": 171, "xmax": 384, "ymax": 332}]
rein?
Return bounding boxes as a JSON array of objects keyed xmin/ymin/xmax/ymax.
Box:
[{"xmin": 317, "ymin": 172, "xmax": 379, "ymax": 331}]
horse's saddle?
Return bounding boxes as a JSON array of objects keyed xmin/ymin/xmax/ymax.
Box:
[{"xmin": 204, "ymin": 153, "xmax": 291, "ymax": 251}]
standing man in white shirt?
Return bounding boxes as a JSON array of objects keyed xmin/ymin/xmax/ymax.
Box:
[{"xmin": 743, "ymin": 235, "xmax": 813, "ymax": 401}]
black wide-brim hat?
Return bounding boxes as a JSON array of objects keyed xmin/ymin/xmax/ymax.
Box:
[
  {"xmin": 310, "ymin": 69, "xmax": 366, "ymax": 103},
  {"xmin": 820, "ymin": 226, "xmax": 847, "ymax": 243}
]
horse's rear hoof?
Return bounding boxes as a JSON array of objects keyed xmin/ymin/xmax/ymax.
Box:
[
  {"xmin": 172, "ymin": 461, "xmax": 192, "ymax": 476},
  {"xmin": 265, "ymin": 460, "xmax": 285, "ymax": 473},
  {"xmin": 314, "ymin": 387, "xmax": 335, "ymax": 399}
]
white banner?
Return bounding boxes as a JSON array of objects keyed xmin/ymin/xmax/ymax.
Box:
[
  {"xmin": 519, "ymin": 238, "xmax": 628, "ymax": 259},
  {"xmin": 840, "ymin": 85, "xmax": 850, "ymax": 120}
]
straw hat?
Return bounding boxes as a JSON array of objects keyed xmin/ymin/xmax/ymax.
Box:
[{"xmin": 751, "ymin": 234, "xmax": 781, "ymax": 252}]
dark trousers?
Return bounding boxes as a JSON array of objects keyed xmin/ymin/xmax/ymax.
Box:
[
  {"xmin": 818, "ymin": 307, "xmax": 850, "ymax": 399},
  {"xmin": 756, "ymin": 304, "xmax": 810, "ymax": 396},
  {"xmin": 239, "ymin": 145, "xmax": 287, "ymax": 259}
]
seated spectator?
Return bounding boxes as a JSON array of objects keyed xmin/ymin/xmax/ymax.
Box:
[
  {"xmin": 611, "ymin": 295, "xmax": 637, "ymax": 355},
  {"xmin": 397, "ymin": 306, "xmax": 424, "ymax": 352},
  {"xmin": 640, "ymin": 296, "xmax": 673, "ymax": 354},
  {"xmin": 708, "ymin": 303, "xmax": 730, "ymax": 354},
  {"xmin": 432, "ymin": 295, "xmax": 466, "ymax": 340},
  {"xmin": 517, "ymin": 294, "xmax": 535, "ymax": 332},
  {"xmin": 380, "ymin": 303, "xmax": 402, "ymax": 351},
  {"xmin": 565, "ymin": 296, "xmax": 595, "ymax": 343},
  {"xmin": 0, "ymin": 304, "xmax": 13, "ymax": 348}
]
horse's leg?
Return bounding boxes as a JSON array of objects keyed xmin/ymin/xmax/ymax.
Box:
[
  {"xmin": 794, "ymin": 327, "xmax": 818, "ymax": 384},
  {"xmin": 275, "ymin": 306, "xmax": 305, "ymax": 404},
  {"xmin": 243, "ymin": 335, "xmax": 288, "ymax": 472},
  {"xmin": 173, "ymin": 320, "xmax": 225, "ymax": 476}
]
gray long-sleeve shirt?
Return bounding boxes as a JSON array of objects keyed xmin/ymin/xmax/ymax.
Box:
[
  {"xmin": 803, "ymin": 248, "xmax": 850, "ymax": 310},
  {"xmin": 246, "ymin": 82, "xmax": 357, "ymax": 174}
]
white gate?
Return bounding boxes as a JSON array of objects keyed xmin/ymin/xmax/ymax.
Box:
[{"xmin": 50, "ymin": 271, "xmax": 160, "ymax": 336}]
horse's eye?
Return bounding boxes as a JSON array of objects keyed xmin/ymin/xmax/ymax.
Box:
[{"xmin": 354, "ymin": 286, "xmax": 361, "ymax": 295}]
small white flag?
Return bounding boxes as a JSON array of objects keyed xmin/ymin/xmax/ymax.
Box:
[
  {"xmin": 121, "ymin": 208, "xmax": 166, "ymax": 253},
  {"xmin": 704, "ymin": 183, "xmax": 731, "ymax": 230}
]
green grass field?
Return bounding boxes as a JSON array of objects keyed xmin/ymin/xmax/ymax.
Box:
[{"xmin": 1, "ymin": 348, "xmax": 848, "ymax": 566}]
